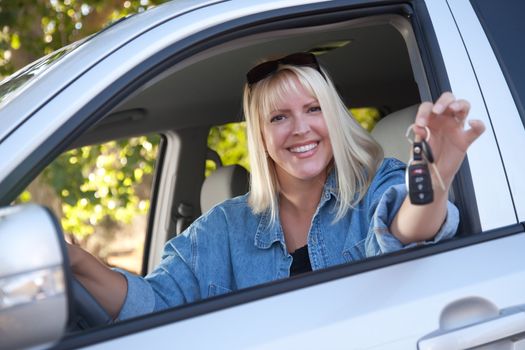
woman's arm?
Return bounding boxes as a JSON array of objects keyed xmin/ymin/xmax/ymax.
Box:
[
  {"xmin": 67, "ymin": 243, "xmax": 128, "ymax": 319},
  {"xmin": 390, "ymin": 92, "xmax": 485, "ymax": 244}
]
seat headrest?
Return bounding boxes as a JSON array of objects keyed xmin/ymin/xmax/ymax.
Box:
[
  {"xmin": 371, "ymin": 104, "xmax": 419, "ymax": 164},
  {"xmin": 200, "ymin": 165, "xmax": 249, "ymax": 213}
]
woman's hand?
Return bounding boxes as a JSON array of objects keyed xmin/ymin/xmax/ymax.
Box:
[
  {"xmin": 66, "ymin": 242, "xmax": 128, "ymax": 319},
  {"xmin": 391, "ymin": 92, "xmax": 485, "ymax": 244},
  {"xmin": 413, "ymin": 92, "xmax": 486, "ymax": 188}
]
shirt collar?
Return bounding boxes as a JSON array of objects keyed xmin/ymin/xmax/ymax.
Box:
[
  {"xmin": 254, "ymin": 210, "xmax": 284, "ymax": 249},
  {"xmin": 321, "ymin": 169, "xmax": 338, "ymax": 203}
]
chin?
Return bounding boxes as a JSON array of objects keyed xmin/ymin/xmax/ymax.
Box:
[{"xmin": 292, "ymin": 168, "xmax": 327, "ymax": 181}]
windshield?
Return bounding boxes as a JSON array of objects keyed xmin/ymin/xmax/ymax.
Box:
[{"xmin": 0, "ymin": 39, "xmax": 86, "ymax": 107}]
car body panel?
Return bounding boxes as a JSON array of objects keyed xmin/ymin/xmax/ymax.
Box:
[
  {"xmin": 446, "ymin": 0, "xmax": 525, "ymax": 223},
  {"xmin": 82, "ymin": 228, "xmax": 525, "ymax": 349},
  {"xmin": 425, "ymin": 0, "xmax": 517, "ymax": 230},
  {"xmin": 0, "ymin": 0, "xmax": 523, "ymax": 349}
]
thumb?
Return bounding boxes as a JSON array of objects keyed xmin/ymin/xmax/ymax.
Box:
[{"xmin": 464, "ymin": 119, "xmax": 486, "ymax": 146}]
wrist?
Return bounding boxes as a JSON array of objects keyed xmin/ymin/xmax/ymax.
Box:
[{"xmin": 67, "ymin": 243, "xmax": 88, "ymax": 272}]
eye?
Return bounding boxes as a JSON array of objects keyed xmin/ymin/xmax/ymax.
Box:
[
  {"xmin": 308, "ymin": 105, "xmax": 321, "ymax": 113},
  {"xmin": 270, "ymin": 114, "xmax": 286, "ymax": 123}
]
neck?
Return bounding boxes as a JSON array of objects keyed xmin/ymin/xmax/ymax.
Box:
[
  {"xmin": 277, "ymin": 170, "xmax": 327, "ymax": 253},
  {"xmin": 277, "ymin": 171, "xmax": 327, "ymax": 214}
]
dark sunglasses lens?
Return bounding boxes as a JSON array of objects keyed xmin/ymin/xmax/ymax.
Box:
[
  {"xmin": 282, "ymin": 53, "xmax": 317, "ymax": 66},
  {"xmin": 247, "ymin": 61, "xmax": 278, "ymax": 85},
  {"xmin": 247, "ymin": 53, "xmax": 321, "ymax": 86}
]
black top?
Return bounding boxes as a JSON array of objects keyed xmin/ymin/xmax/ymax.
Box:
[{"xmin": 290, "ymin": 245, "xmax": 312, "ymax": 276}]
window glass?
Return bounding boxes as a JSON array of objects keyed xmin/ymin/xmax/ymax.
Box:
[
  {"xmin": 470, "ymin": 0, "xmax": 525, "ymax": 125},
  {"xmin": 206, "ymin": 122, "xmax": 249, "ymax": 176},
  {"xmin": 15, "ymin": 134, "xmax": 161, "ymax": 274}
]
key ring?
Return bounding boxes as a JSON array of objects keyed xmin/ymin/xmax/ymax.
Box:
[{"xmin": 405, "ymin": 123, "xmax": 431, "ymax": 144}]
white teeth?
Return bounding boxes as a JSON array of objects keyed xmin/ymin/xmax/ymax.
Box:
[{"xmin": 290, "ymin": 142, "xmax": 317, "ymax": 153}]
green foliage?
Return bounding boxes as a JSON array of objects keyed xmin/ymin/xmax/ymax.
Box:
[
  {"xmin": 351, "ymin": 107, "xmax": 381, "ymax": 132},
  {"xmin": 0, "ymin": 0, "xmax": 168, "ymax": 77},
  {"xmin": 207, "ymin": 122, "xmax": 250, "ymax": 176},
  {"xmin": 19, "ymin": 135, "xmax": 160, "ymax": 238}
]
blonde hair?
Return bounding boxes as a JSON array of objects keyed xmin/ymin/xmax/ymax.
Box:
[{"xmin": 243, "ymin": 64, "xmax": 383, "ymax": 223}]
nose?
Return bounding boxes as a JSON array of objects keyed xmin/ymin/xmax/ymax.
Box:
[{"xmin": 292, "ymin": 115, "xmax": 311, "ymax": 136}]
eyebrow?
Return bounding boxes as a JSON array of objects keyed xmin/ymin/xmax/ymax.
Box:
[{"xmin": 270, "ymin": 99, "xmax": 319, "ymax": 114}]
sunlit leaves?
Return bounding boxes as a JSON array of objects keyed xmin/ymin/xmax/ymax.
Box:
[
  {"xmin": 207, "ymin": 122, "xmax": 249, "ymax": 176},
  {"xmin": 0, "ymin": 0, "xmax": 168, "ymax": 77},
  {"xmin": 18, "ymin": 190, "xmax": 32, "ymax": 202},
  {"xmin": 10, "ymin": 33, "xmax": 20, "ymax": 50},
  {"xmin": 351, "ymin": 107, "xmax": 381, "ymax": 132},
  {"xmin": 39, "ymin": 134, "xmax": 160, "ymax": 238},
  {"xmin": 109, "ymin": 0, "xmax": 156, "ymax": 20}
]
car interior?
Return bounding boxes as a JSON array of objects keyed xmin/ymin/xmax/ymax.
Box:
[{"xmin": 65, "ymin": 12, "xmax": 474, "ymax": 278}]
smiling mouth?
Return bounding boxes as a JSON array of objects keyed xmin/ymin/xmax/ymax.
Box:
[{"xmin": 289, "ymin": 142, "xmax": 318, "ymax": 153}]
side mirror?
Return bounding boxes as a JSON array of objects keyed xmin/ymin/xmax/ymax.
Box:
[{"xmin": 0, "ymin": 204, "xmax": 69, "ymax": 350}]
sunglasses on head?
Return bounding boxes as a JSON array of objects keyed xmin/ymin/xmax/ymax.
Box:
[{"xmin": 246, "ymin": 52, "xmax": 326, "ymax": 86}]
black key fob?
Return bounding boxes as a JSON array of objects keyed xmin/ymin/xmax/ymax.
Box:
[{"xmin": 407, "ymin": 162, "xmax": 433, "ymax": 205}]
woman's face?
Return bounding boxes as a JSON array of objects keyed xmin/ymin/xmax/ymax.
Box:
[{"xmin": 261, "ymin": 77, "xmax": 333, "ymax": 185}]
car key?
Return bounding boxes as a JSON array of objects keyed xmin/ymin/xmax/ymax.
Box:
[{"xmin": 406, "ymin": 141, "xmax": 434, "ymax": 205}]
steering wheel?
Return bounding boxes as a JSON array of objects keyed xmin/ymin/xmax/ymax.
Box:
[{"xmin": 67, "ymin": 277, "xmax": 114, "ymax": 331}]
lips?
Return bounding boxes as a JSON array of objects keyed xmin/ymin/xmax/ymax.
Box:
[{"xmin": 289, "ymin": 142, "xmax": 318, "ymax": 153}]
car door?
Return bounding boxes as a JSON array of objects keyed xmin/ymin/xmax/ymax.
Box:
[
  {"xmin": 1, "ymin": 1, "xmax": 524, "ymax": 349},
  {"xmin": 454, "ymin": 0, "xmax": 525, "ymax": 223}
]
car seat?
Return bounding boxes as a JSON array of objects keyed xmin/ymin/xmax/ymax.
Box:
[
  {"xmin": 370, "ymin": 104, "xmax": 419, "ymax": 163},
  {"xmin": 200, "ymin": 164, "xmax": 249, "ymax": 214}
]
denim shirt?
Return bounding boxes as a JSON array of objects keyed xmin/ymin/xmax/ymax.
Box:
[{"xmin": 117, "ymin": 158, "xmax": 458, "ymax": 320}]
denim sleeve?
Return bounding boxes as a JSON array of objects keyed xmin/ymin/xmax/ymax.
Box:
[
  {"xmin": 114, "ymin": 268, "xmax": 155, "ymax": 321},
  {"xmin": 115, "ymin": 216, "xmax": 211, "ymax": 320},
  {"xmin": 364, "ymin": 159, "xmax": 459, "ymax": 256}
]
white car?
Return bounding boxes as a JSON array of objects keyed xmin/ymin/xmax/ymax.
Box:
[{"xmin": 1, "ymin": 0, "xmax": 524, "ymax": 349}]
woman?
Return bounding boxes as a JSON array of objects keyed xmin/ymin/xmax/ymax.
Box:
[{"xmin": 68, "ymin": 52, "xmax": 485, "ymax": 320}]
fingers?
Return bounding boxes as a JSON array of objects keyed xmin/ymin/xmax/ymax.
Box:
[
  {"xmin": 432, "ymin": 92, "xmax": 456, "ymax": 114},
  {"xmin": 414, "ymin": 92, "xmax": 482, "ymax": 147},
  {"xmin": 416, "ymin": 92, "xmax": 471, "ymax": 128},
  {"xmin": 449, "ymin": 99, "xmax": 471, "ymax": 121},
  {"xmin": 464, "ymin": 119, "xmax": 486, "ymax": 146},
  {"xmin": 414, "ymin": 102, "xmax": 432, "ymax": 140},
  {"xmin": 433, "ymin": 92, "xmax": 471, "ymax": 120},
  {"xmin": 412, "ymin": 102, "xmax": 433, "ymax": 141}
]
